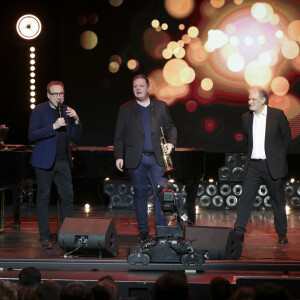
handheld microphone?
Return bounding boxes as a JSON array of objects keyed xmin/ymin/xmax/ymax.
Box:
[{"xmin": 57, "ymin": 102, "xmax": 62, "ymax": 118}]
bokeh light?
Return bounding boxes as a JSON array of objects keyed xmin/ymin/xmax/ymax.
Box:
[
  {"xmin": 287, "ymin": 20, "xmax": 300, "ymax": 42},
  {"xmin": 227, "ymin": 54, "xmax": 245, "ymax": 72},
  {"xmin": 210, "ymin": 0, "xmax": 225, "ymax": 9},
  {"xmin": 151, "ymin": 19, "xmax": 160, "ymax": 28},
  {"xmin": 201, "ymin": 78, "xmax": 214, "ymax": 91},
  {"xmin": 163, "ymin": 58, "xmax": 190, "ymax": 86},
  {"xmin": 186, "ymin": 100, "xmax": 197, "ymax": 112},
  {"xmin": 164, "ymin": 0, "xmax": 195, "ymax": 19},
  {"xmin": 127, "ymin": 59, "xmax": 139, "ymax": 71},
  {"xmin": 188, "ymin": 26, "xmax": 199, "ymax": 38},
  {"xmin": 281, "ymin": 40, "xmax": 300, "ymax": 59},
  {"xmin": 109, "ymin": 0, "xmax": 123, "ymax": 7},
  {"xmin": 271, "ymin": 76, "xmax": 290, "ymax": 96},
  {"xmin": 162, "ymin": 23, "xmax": 168, "ymax": 30},
  {"xmin": 80, "ymin": 31, "xmax": 98, "ymax": 50},
  {"xmin": 244, "ymin": 60, "xmax": 272, "ymax": 87}
]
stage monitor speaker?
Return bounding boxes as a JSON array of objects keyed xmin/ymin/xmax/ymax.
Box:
[
  {"xmin": 184, "ymin": 226, "xmax": 242, "ymax": 260},
  {"xmin": 58, "ymin": 218, "xmax": 119, "ymax": 258}
]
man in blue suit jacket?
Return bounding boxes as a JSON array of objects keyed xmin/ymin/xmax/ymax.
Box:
[{"xmin": 29, "ymin": 81, "xmax": 82, "ymax": 249}]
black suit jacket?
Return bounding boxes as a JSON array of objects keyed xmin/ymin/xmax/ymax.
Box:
[
  {"xmin": 114, "ymin": 98, "xmax": 177, "ymax": 169},
  {"xmin": 242, "ymin": 106, "xmax": 291, "ymax": 180}
]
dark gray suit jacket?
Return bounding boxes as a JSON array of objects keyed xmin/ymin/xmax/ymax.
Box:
[
  {"xmin": 114, "ymin": 98, "xmax": 177, "ymax": 169},
  {"xmin": 242, "ymin": 106, "xmax": 291, "ymax": 180}
]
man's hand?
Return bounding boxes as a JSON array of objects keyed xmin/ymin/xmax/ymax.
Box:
[
  {"xmin": 53, "ymin": 118, "xmax": 66, "ymax": 130},
  {"xmin": 116, "ymin": 159, "xmax": 124, "ymax": 172},
  {"xmin": 164, "ymin": 143, "xmax": 174, "ymax": 155},
  {"xmin": 67, "ymin": 107, "xmax": 79, "ymax": 124}
]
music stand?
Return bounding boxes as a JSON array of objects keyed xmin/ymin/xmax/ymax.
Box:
[{"xmin": 0, "ymin": 127, "xmax": 9, "ymax": 148}]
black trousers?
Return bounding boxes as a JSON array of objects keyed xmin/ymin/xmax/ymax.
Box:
[
  {"xmin": 35, "ymin": 159, "xmax": 74, "ymax": 239},
  {"xmin": 234, "ymin": 160, "xmax": 287, "ymax": 237}
]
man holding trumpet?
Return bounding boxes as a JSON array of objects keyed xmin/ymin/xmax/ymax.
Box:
[{"xmin": 114, "ymin": 74, "xmax": 177, "ymax": 242}]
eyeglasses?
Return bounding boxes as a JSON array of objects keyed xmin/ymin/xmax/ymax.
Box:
[{"xmin": 49, "ymin": 92, "xmax": 64, "ymax": 97}]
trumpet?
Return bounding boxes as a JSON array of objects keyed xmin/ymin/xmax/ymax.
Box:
[{"xmin": 160, "ymin": 127, "xmax": 174, "ymax": 172}]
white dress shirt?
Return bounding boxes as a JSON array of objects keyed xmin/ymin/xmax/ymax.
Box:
[{"xmin": 251, "ymin": 105, "xmax": 267, "ymax": 159}]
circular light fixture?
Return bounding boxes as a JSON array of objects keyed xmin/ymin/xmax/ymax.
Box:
[{"xmin": 16, "ymin": 14, "xmax": 42, "ymax": 40}]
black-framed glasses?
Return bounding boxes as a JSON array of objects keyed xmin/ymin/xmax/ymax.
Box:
[{"xmin": 49, "ymin": 92, "xmax": 64, "ymax": 97}]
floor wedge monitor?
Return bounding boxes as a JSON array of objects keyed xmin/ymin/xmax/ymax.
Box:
[{"xmin": 184, "ymin": 226, "xmax": 242, "ymax": 260}]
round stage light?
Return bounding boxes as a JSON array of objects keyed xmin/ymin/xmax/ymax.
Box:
[
  {"xmin": 118, "ymin": 183, "xmax": 127, "ymax": 194},
  {"xmin": 226, "ymin": 195, "xmax": 238, "ymax": 208},
  {"xmin": 212, "ymin": 195, "xmax": 224, "ymax": 208},
  {"xmin": 16, "ymin": 14, "xmax": 42, "ymax": 40},
  {"xmin": 130, "ymin": 185, "xmax": 134, "ymax": 195},
  {"xmin": 125, "ymin": 195, "xmax": 134, "ymax": 205},
  {"xmin": 111, "ymin": 195, "xmax": 121, "ymax": 205},
  {"xmin": 263, "ymin": 196, "xmax": 272, "ymax": 208},
  {"xmin": 104, "ymin": 183, "xmax": 114, "ymax": 195},
  {"xmin": 197, "ymin": 184, "xmax": 205, "ymax": 196},
  {"xmin": 290, "ymin": 197, "xmax": 300, "ymax": 209},
  {"xmin": 206, "ymin": 184, "xmax": 217, "ymax": 196},
  {"xmin": 258, "ymin": 185, "xmax": 268, "ymax": 196},
  {"xmin": 284, "ymin": 185, "xmax": 295, "ymax": 197},
  {"xmin": 220, "ymin": 184, "xmax": 231, "ymax": 196},
  {"xmin": 253, "ymin": 195, "xmax": 263, "ymax": 209},
  {"xmin": 232, "ymin": 167, "xmax": 244, "ymax": 180},
  {"xmin": 199, "ymin": 195, "xmax": 211, "ymax": 208},
  {"xmin": 232, "ymin": 184, "xmax": 243, "ymax": 196},
  {"xmin": 218, "ymin": 166, "xmax": 230, "ymax": 180}
]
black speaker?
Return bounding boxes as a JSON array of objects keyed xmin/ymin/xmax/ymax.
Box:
[
  {"xmin": 184, "ymin": 226, "xmax": 242, "ymax": 260},
  {"xmin": 58, "ymin": 218, "xmax": 119, "ymax": 258}
]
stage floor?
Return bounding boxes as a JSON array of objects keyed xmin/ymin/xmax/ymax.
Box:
[{"xmin": 1, "ymin": 204, "xmax": 300, "ymax": 298}]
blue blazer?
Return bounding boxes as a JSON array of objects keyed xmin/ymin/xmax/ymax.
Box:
[{"xmin": 29, "ymin": 101, "xmax": 82, "ymax": 169}]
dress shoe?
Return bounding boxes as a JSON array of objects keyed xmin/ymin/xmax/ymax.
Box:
[
  {"xmin": 11, "ymin": 220, "xmax": 20, "ymax": 230},
  {"xmin": 278, "ymin": 235, "xmax": 288, "ymax": 244},
  {"xmin": 40, "ymin": 238, "xmax": 53, "ymax": 249},
  {"xmin": 138, "ymin": 232, "xmax": 149, "ymax": 243}
]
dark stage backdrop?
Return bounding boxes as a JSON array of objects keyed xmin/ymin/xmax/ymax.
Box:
[{"xmin": 1, "ymin": 0, "xmax": 300, "ymax": 153}]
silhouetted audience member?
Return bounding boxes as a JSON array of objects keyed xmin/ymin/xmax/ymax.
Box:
[
  {"xmin": 98, "ymin": 275, "xmax": 119, "ymax": 300},
  {"xmin": 19, "ymin": 267, "xmax": 42, "ymax": 290},
  {"xmin": 91, "ymin": 285, "xmax": 112, "ymax": 300},
  {"xmin": 0, "ymin": 280, "xmax": 18, "ymax": 300},
  {"xmin": 60, "ymin": 282, "xmax": 93, "ymax": 300},
  {"xmin": 230, "ymin": 287, "xmax": 255, "ymax": 300},
  {"xmin": 254, "ymin": 282, "xmax": 291, "ymax": 300},
  {"xmin": 209, "ymin": 276, "xmax": 232, "ymax": 300},
  {"xmin": 150, "ymin": 270, "xmax": 193, "ymax": 300},
  {"xmin": 20, "ymin": 286, "xmax": 39, "ymax": 300},
  {"xmin": 36, "ymin": 280, "xmax": 62, "ymax": 300}
]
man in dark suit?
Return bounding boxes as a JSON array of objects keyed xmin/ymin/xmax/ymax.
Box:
[
  {"xmin": 29, "ymin": 81, "xmax": 82, "ymax": 248},
  {"xmin": 234, "ymin": 86, "xmax": 291, "ymax": 244},
  {"xmin": 114, "ymin": 74, "xmax": 177, "ymax": 242}
]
